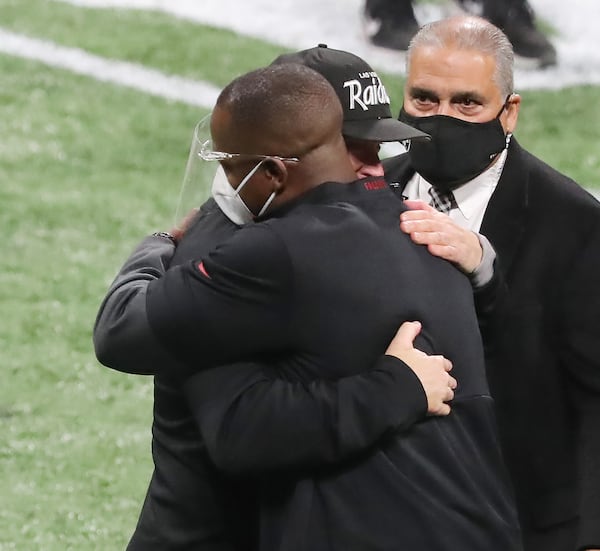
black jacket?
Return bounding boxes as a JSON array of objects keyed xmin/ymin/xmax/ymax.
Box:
[
  {"xmin": 94, "ymin": 197, "xmax": 447, "ymax": 550},
  {"xmin": 141, "ymin": 180, "xmax": 522, "ymax": 551},
  {"xmin": 384, "ymin": 140, "xmax": 600, "ymax": 550}
]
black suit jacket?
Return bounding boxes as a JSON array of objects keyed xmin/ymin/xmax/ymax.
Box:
[{"xmin": 384, "ymin": 140, "xmax": 600, "ymax": 550}]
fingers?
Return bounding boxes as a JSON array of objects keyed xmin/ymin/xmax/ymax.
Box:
[
  {"xmin": 399, "ymin": 217, "xmax": 452, "ymax": 249},
  {"xmin": 433, "ymin": 403, "xmax": 452, "ymax": 416},
  {"xmin": 428, "ymin": 378, "xmax": 456, "ymax": 417},
  {"xmin": 385, "ymin": 321, "xmax": 422, "ymax": 354},
  {"xmin": 445, "ymin": 359, "xmax": 454, "ymax": 374},
  {"xmin": 399, "ymin": 215, "xmax": 483, "ymax": 273},
  {"xmin": 394, "ymin": 347, "xmax": 457, "ymax": 417},
  {"xmin": 403, "ymin": 199, "xmax": 436, "ymax": 213},
  {"xmin": 384, "ymin": 323, "xmax": 457, "ymax": 417},
  {"xmin": 400, "ymin": 217, "xmax": 448, "ymax": 236}
]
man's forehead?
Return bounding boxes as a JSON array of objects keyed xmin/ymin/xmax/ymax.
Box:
[
  {"xmin": 210, "ymin": 107, "xmax": 247, "ymax": 152},
  {"xmin": 407, "ymin": 45, "xmax": 499, "ymax": 97},
  {"xmin": 209, "ymin": 107, "xmax": 230, "ymax": 140}
]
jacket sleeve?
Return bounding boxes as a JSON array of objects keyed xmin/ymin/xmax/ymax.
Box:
[
  {"xmin": 93, "ymin": 236, "xmax": 180, "ymax": 374},
  {"xmin": 182, "ymin": 355, "xmax": 427, "ymax": 476},
  {"xmin": 145, "ymin": 224, "xmax": 293, "ymax": 377},
  {"xmin": 94, "ymin": 234, "xmax": 429, "ymax": 476},
  {"xmin": 472, "ymin": 253, "xmax": 508, "ymax": 351}
]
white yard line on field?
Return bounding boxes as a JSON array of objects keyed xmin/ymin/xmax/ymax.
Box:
[
  {"xmin": 0, "ymin": 28, "xmax": 220, "ymax": 108},
  {"xmin": 57, "ymin": 0, "xmax": 600, "ymax": 91}
]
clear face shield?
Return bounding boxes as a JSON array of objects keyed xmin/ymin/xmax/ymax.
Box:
[
  {"xmin": 173, "ymin": 113, "xmax": 218, "ymax": 228},
  {"xmin": 175, "ymin": 113, "xmax": 300, "ymax": 226}
]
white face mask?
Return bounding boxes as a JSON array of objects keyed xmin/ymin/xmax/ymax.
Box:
[{"xmin": 211, "ymin": 161, "xmax": 277, "ymax": 225}]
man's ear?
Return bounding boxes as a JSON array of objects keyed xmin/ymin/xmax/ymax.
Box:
[
  {"xmin": 262, "ymin": 158, "xmax": 288, "ymax": 191},
  {"xmin": 505, "ymin": 93, "xmax": 521, "ymax": 134}
]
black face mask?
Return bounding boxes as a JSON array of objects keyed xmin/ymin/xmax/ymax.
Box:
[{"xmin": 399, "ymin": 105, "xmax": 508, "ymax": 192}]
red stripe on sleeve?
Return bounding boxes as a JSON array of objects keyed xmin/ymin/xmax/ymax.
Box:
[{"xmin": 197, "ymin": 261, "xmax": 211, "ymax": 279}]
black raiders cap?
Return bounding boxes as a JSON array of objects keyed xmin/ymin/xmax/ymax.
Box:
[{"xmin": 271, "ymin": 44, "xmax": 429, "ymax": 143}]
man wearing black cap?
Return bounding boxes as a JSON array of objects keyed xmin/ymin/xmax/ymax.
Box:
[
  {"xmin": 94, "ymin": 46, "xmax": 440, "ymax": 551},
  {"xmin": 274, "ymin": 44, "xmax": 421, "ymax": 143},
  {"xmin": 270, "ymin": 44, "xmax": 424, "ymax": 183}
]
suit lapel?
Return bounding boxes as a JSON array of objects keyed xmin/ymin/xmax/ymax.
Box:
[
  {"xmin": 383, "ymin": 154, "xmax": 415, "ymax": 198},
  {"xmin": 480, "ymin": 140, "xmax": 529, "ymax": 275}
]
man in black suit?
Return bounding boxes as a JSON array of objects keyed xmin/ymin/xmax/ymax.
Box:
[
  {"xmin": 384, "ymin": 14, "xmax": 600, "ymax": 551},
  {"xmin": 96, "ymin": 62, "xmax": 522, "ymax": 550}
]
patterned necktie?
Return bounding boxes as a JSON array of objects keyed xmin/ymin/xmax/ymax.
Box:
[{"xmin": 428, "ymin": 186, "xmax": 457, "ymax": 214}]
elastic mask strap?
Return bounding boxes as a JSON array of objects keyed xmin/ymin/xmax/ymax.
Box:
[
  {"xmin": 234, "ymin": 160, "xmax": 266, "ymax": 197},
  {"xmin": 257, "ymin": 191, "xmax": 277, "ymax": 217},
  {"xmin": 495, "ymin": 94, "xmax": 513, "ymax": 118},
  {"xmin": 496, "ymin": 95, "xmax": 514, "ymax": 151}
]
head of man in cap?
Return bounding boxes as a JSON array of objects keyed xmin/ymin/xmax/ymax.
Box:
[{"xmin": 271, "ymin": 44, "xmax": 428, "ymax": 179}]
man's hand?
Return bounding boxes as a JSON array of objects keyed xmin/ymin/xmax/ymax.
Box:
[
  {"xmin": 386, "ymin": 321, "xmax": 456, "ymax": 416},
  {"xmin": 400, "ymin": 200, "xmax": 482, "ymax": 274}
]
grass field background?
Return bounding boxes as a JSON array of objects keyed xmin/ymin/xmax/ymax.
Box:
[{"xmin": 0, "ymin": 1, "xmax": 599, "ymax": 549}]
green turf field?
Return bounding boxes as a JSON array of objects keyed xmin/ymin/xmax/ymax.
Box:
[{"xmin": 0, "ymin": 2, "xmax": 598, "ymax": 549}]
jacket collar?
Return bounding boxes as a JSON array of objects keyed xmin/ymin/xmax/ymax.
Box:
[{"xmin": 480, "ymin": 139, "xmax": 529, "ymax": 274}]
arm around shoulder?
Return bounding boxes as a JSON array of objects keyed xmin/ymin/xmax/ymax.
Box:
[
  {"xmin": 183, "ymin": 354, "xmax": 427, "ymax": 476},
  {"xmin": 93, "ymin": 235, "xmax": 179, "ymax": 375}
]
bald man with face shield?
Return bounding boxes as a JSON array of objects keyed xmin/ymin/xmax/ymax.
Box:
[{"xmin": 93, "ymin": 47, "xmax": 462, "ymax": 551}]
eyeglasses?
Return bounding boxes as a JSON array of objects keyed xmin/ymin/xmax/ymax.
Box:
[{"xmin": 198, "ymin": 139, "xmax": 300, "ymax": 164}]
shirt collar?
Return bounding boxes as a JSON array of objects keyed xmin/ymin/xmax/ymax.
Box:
[
  {"xmin": 409, "ymin": 147, "xmax": 508, "ymax": 221},
  {"xmin": 452, "ymin": 148, "xmax": 507, "ymax": 220}
]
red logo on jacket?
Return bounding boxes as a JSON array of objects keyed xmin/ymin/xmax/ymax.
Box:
[{"xmin": 363, "ymin": 178, "xmax": 387, "ymax": 191}]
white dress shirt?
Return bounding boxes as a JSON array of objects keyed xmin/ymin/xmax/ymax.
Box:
[{"xmin": 403, "ymin": 148, "xmax": 508, "ymax": 232}]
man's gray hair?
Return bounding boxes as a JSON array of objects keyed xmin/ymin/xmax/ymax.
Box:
[{"xmin": 407, "ymin": 16, "xmax": 514, "ymax": 98}]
